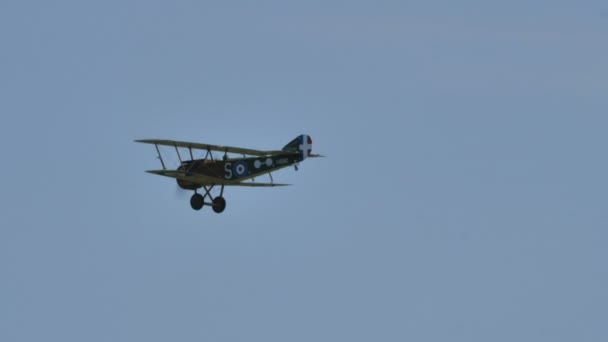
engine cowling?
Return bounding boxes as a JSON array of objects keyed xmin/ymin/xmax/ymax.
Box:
[{"xmin": 176, "ymin": 164, "xmax": 202, "ymax": 190}]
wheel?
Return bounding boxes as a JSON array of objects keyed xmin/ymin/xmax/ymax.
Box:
[
  {"xmin": 190, "ymin": 193, "xmax": 204, "ymax": 210},
  {"xmin": 212, "ymin": 196, "xmax": 226, "ymax": 213}
]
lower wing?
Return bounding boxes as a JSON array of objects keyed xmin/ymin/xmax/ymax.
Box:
[
  {"xmin": 227, "ymin": 182, "xmax": 290, "ymax": 187},
  {"xmin": 145, "ymin": 170, "xmax": 289, "ymax": 186}
]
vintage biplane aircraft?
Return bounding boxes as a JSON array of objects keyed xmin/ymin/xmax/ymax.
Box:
[{"xmin": 135, "ymin": 135, "xmax": 322, "ymax": 213}]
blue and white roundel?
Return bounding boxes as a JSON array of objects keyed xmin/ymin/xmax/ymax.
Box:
[{"xmin": 233, "ymin": 161, "xmax": 248, "ymax": 177}]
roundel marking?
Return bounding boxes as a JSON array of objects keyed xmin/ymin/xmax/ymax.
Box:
[
  {"xmin": 254, "ymin": 160, "xmax": 262, "ymax": 169},
  {"xmin": 233, "ymin": 161, "xmax": 249, "ymax": 177}
]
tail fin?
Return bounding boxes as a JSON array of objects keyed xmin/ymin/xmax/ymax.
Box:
[{"xmin": 282, "ymin": 134, "xmax": 313, "ymax": 161}]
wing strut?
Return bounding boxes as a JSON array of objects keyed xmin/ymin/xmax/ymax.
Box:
[
  {"xmin": 174, "ymin": 144, "xmax": 182, "ymax": 163},
  {"xmin": 205, "ymin": 148, "xmax": 214, "ymax": 161},
  {"xmin": 155, "ymin": 144, "xmax": 166, "ymax": 170}
]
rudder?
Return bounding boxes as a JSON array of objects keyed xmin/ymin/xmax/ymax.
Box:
[{"xmin": 282, "ymin": 134, "xmax": 313, "ymax": 161}]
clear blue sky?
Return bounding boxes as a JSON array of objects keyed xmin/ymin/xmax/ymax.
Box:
[{"xmin": 1, "ymin": 1, "xmax": 607, "ymax": 341}]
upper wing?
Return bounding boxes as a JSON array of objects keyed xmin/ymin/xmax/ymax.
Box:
[{"xmin": 135, "ymin": 139, "xmax": 288, "ymax": 157}]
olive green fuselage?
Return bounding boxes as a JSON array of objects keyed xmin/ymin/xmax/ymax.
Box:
[{"xmin": 176, "ymin": 153, "xmax": 300, "ymax": 190}]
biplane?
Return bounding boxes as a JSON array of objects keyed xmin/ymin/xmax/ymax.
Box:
[{"xmin": 135, "ymin": 135, "xmax": 322, "ymax": 213}]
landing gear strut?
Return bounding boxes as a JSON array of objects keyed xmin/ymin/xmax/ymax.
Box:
[{"xmin": 189, "ymin": 185, "xmax": 227, "ymax": 214}]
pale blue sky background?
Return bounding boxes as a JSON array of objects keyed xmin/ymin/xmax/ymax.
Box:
[{"xmin": 1, "ymin": 1, "xmax": 607, "ymax": 341}]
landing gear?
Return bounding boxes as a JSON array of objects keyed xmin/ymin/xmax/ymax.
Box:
[
  {"xmin": 212, "ymin": 196, "xmax": 226, "ymax": 213},
  {"xmin": 190, "ymin": 193, "xmax": 204, "ymax": 210},
  {"xmin": 189, "ymin": 185, "xmax": 227, "ymax": 214}
]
